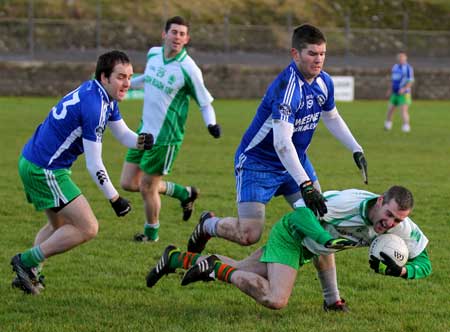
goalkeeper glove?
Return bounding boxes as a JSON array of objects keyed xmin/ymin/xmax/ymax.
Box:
[
  {"xmin": 369, "ymin": 252, "xmax": 403, "ymax": 277},
  {"xmin": 110, "ymin": 196, "xmax": 131, "ymax": 217},
  {"xmin": 325, "ymin": 238, "xmax": 359, "ymax": 250},
  {"xmin": 208, "ymin": 124, "xmax": 221, "ymax": 138},
  {"xmin": 353, "ymin": 151, "xmax": 368, "ymax": 184},
  {"xmin": 137, "ymin": 133, "xmax": 154, "ymax": 150},
  {"xmin": 299, "ymin": 180, "xmax": 327, "ymax": 217}
]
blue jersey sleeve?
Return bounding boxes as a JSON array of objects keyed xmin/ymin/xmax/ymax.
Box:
[
  {"xmin": 317, "ymin": 72, "xmax": 336, "ymax": 112},
  {"xmin": 406, "ymin": 65, "xmax": 414, "ymax": 82},
  {"xmin": 109, "ymin": 102, "xmax": 122, "ymax": 122},
  {"xmin": 80, "ymin": 92, "xmax": 106, "ymax": 143},
  {"xmin": 270, "ymin": 67, "xmax": 300, "ymax": 124}
]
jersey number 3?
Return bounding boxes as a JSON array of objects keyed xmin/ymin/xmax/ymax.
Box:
[{"xmin": 52, "ymin": 90, "xmax": 80, "ymax": 120}]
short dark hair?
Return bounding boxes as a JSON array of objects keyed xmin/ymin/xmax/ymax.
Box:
[
  {"xmin": 383, "ymin": 185, "xmax": 414, "ymax": 211},
  {"xmin": 292, "ymin": 24, "xmax": 326, "ymax": 51},
  {"xmin": 165, "ymin": 16, "xmax": 190, "ymax": 33},
  {"xmin": 95, "ymin": 50, "xmax": 130, "ymax": 81}
]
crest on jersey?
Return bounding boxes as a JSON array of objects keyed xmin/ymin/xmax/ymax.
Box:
[
  {"xmin": 317, "ymin": 95, "xmax": 326, "ymax": 106},
  {"xmin": 95, "ymin": 125, "xmax": 105, "ymax": 138},
  {"xmin": 278, "ymin": 103, "xmax": 292, "ymax": 117},
  {"xmin": 157, "ymin": 67, "xmax": 166, "ymax": 78}
]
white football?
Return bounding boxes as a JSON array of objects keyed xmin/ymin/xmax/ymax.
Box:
[{"xmin": 369, "ymin": 233, "xmax": 409, "ymax": 267}]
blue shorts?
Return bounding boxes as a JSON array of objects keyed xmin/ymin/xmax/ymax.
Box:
[{"xmin": 235, "ymin": 155, "xmax": 317, "ymax": 204}]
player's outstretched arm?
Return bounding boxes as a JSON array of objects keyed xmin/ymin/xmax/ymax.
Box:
[
  {"xmin": 353, "ymin": 151, "xmax": 368, "ymax": 184},
  {"xmin": 108, "ymin": 119, "xmax": 154, "ymax": 149},
  {"xmin": 321, "ymin": 108, "xmax": 367, "ymax": 184},
  {"xmin": 200, "ymin": 104, "xmax": 221, "ymax": 138},
  {"xmin": 83, "ymin": 138, "xmax": 131, "ymax": 217}
]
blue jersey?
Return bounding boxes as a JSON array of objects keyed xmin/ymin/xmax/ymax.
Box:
[
  {"xmin": 391, "ymin": 63, "xmax": 414, "ymax": 94},
  {"xmin": 22, "ymin": 80, "xmax": 122, "ymax": 170},
  {"xmin": 235, "ymin": 61, "xmax": 335, "ymax": 171}
]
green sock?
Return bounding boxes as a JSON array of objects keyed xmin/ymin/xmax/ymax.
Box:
[
  {"xmin": 144, "ymin": 223, "xmax": 160, "ymax": 241},
  {"xmin": 169, "ymin": 251, "xmax": 201, "ymax": 270},
  {"xmin": 21, "ymin": 246, "xmax": 45, "ymax": 268},
  {"xmin": 164, "ymin": 182, "xmax": 189, "ymax": 202},
  {"xmin": 169, "ymin": 252, "xmax": 181, "ymax": 270}
]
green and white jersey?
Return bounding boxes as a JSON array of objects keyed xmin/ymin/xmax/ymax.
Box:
[
  {"xmin": 294, "ymin": 189, "xmax": 429, "ymax": 258},
  {"xmin": 132, "ymin": 47, "xmax": 213, "ymax": 145}
]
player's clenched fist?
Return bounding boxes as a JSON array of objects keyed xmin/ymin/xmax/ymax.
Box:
[{"xmin": 137, "ymin": 133, "xmax": 154, "ymax": 150}]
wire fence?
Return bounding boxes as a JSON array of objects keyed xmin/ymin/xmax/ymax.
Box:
[
  {"xmin": 1, "ymin": 16, "xmax": 450, "ymax": 60},
  {"xmin": 1, "ymin": 1, "xmax": 450, "ymax": 64}
]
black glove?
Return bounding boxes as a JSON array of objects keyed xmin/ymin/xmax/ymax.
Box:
[
  {"xmin": 353, "ymin": 152, "xmax": 368, "ymax": 184},
  {"xmin": 325, "ymin": 238, "xmax": 358, "ymax": 250},
  {"xmin": 207, "ymin": 124, "xmax": 221, "ymax": 138},
  {"xmin": 299, "ymin": 180, "xmax": 327, "ymax": 217},
  {"xmin": 137, "ymin": 133, "xmax": 154, "ymax": 150},
  {"xmin": 110, "ymin": 196, "xmax": 131, "ymax": 217},
  {"xmin": 369, "ymin": 252, "xmax": 403, "ymax": 277}
]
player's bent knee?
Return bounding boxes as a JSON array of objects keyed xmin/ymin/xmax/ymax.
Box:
[
  {"xmin": 239, "ymin": 231, "xmax": 262, "ymax": 246},
  {"xmin": 264, "ymin": 297, "xmax": 289, "ymax": 310},
  {"xmin": 82, "ymin": 222, "xmax": 99, "ymax": 241},
  {"xmin": 238, "ymin": 226, "xmax": 263, "ymax": 246},
  {"xmin": 120, "ymin": 179, "xmax": 138, "ymax": 192}
]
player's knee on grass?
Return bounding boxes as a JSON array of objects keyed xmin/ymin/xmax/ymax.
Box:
[{"xmin": 263, "ymin": 296, "xmax": 289, "ymax": 310}]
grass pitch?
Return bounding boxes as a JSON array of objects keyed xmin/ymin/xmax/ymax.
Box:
[{"xmin": 0, "ymin": 98, "xmax": 449, "ymax": 332}]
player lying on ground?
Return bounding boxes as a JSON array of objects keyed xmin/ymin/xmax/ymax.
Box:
[{"xmin": 145, "ymin": 186, "xmax": 431, "ymax": 311}]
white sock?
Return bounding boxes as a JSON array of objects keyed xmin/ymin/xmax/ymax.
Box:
[
  {"xmin": 204, "ymin": 217, "xmax": 220, "ymax": 236},
  {"xmin": 318, "ymin": 268, "xmax": 340, "ymax": 305}
]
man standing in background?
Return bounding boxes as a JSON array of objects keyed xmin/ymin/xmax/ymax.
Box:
[{"xmin": 384, "ymin": 52, "xmax": 414, "ymax": 132}]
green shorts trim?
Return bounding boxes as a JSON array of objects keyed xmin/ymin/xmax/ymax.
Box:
[
  {"xmin": 260, "ymin": 214, "xmax": 315, "ymax": 270},
  {"xmin": 389, "ymin": 93, "xmax": 412, "ymax": 106},
  {"xmin": 128, "ymin": 144, "xmax": 181, "ymax": 175},
  {"xmin": 18, "ymin": 156, "xmax": 81, "ymax": 211}
]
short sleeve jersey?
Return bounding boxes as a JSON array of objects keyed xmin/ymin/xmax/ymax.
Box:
[
  {"xmin": 295, "ymin": 189, "xmax": 429, "ymax": 258},
  {"xmin": 22, "ymin": 80, "xmax": 121, "ymax": 170},
  {"xmin": 139, "ymin": 47, "xmax": 213, "ymax": 145},
  {"xmin": 391, "ymin": 63, "xmax": 414, "ymax": 94},
  {"xmin": 235, "ymin": 61, "xmax": 335, "ymax": 171}
]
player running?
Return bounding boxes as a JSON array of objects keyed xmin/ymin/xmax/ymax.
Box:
[
  {"xmin": 11, "ymin": 50, "xmax": 154, "ymax": 295},
  {"xmin": 120, "ymin": 16, "xmax": 221, "ymax": 242},
  {"xmin": 146, "ymin": 186, "xmax": 431, "ymax": 311}
]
